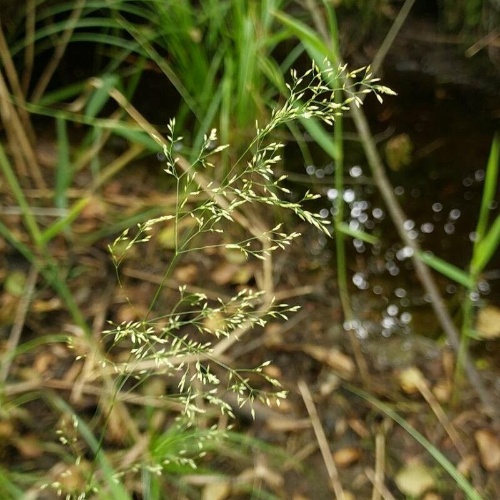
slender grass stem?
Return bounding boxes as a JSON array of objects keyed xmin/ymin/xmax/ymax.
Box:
[{"xmin": 303, "ymin": 0, "xmax": 371, "ymax": 384}]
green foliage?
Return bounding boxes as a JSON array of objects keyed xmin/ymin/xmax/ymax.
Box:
[
  {"xmin": 442, "ymin": 0, "xmax": 485, "ymax": 30},
  {"xmin": 471, "ymin": 133, "xmax": 500, "ymax": 276},
  {"xmin": 0, "ymin": 467, "xmax": 25, "ymax": 500}
]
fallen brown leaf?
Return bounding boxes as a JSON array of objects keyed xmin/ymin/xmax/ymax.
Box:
[
  {"xmin": 211, "ymin": 262, "xmax": 240, "ymax": 286},
  {"xmin": 332, "ymin": 447, "xmax": 362, "ymax": 468},
  {"xmin": 301, "ymin": 345, "xmax": 355, "ymax": 377},
  {"xmin": 475, "ymin": 305, "xmax": 500, "ymax": 339},
  {"xmin": 395, "ymin": 462, "xmax": 435, "ymax": 497},
  {"xmin": 201, "ymin": 480, "xmax": 232, "ymax": 500},
  {"xmin": 174, "ymin": 263, "xmax": 199, "ymax": 284},
  {"xmin": 13, "ymin": 434, "xmax": 44, "ymax": 458},
  {"xmin": 266, "ymin": 417, "xmax": 311, "ymax": 432},
  {"xmin": 475, "ymin": 429, "xmax": 500, "ymax": 471}
]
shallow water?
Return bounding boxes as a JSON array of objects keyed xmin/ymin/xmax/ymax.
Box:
[{"xmin": 285, "ymin": 65, "xmax": 500, "ymax": 363}]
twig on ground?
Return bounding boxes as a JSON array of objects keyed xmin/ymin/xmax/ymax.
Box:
[
  {"xmin": 401, "ymin": 367, "xmax": 468, "ymax": 458},
  {"xmin": 0, "ymin": 265, "xmax": 38, "ymax": 384},
  {"xmin": 371, "ymin": 423, "xmax": 387, "ymax": 500},
  {"xmin": 0, "ymin": 72, "xmax": 45, "ymax": 188},
  {"xmin": 0, "ymin": 24, "xmax": 35, "ymax": 143},
  {"xmin": 22, "ymin": 0, "xmax": 36, "ymax": 96},
  {"xmin": 298, "ymin": 379, "xmax": 346, "ymax": 499},
  {"xmin": 365, "ymin": 467, "xmax": 396, "ymax": 500}
]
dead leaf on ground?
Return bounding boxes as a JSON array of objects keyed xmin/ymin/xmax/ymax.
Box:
[
  {"xmin": 332, "ymin": 447, "xmax": 362, "ymax": 468},
  {"xmin": 395, "ymin": 462, "xmax": 435, "ymax": 497},
  {"xmin": 201, "ymin": 480, "xmax": 232, "ymax": 500},
  {"xmin": 211, "ymin": 261, "xmax": 254, "ymax": 286},
  {"xmin": 422, "ymin": 493, "xmax": 442, "ymax": 500},
  {"xmin": 263, "ymin": 322, "xmax": 284, "ymax": 346},
  {"xmin": 211, "ymin": 262, "xmax": 239, "ymax": 285},
  {"xmin": 236, "ymin": 462, "xmax": 283, "ymax": 491},
  {"xmin": 457, "ymin": 454, "xmax": 477, "ymax": 477},
  {"xmin": 0, "ymin": 420, "xmax": 15, "ymax": 439},
  {"xmin": 0, "ymin": 293, "xmax": 19, "ymax": 325},
  {"xmin": 432, "ymin": 379, "xmax": 452, "ymax": 403},
  {"xmin": 13, "ymin": 434, "xmax": 44, "ymax": 458},
  {"xmin": 475, "ymin": 429, "xmax": 500, "ymax": 471},
  {"xmin": 475, "ymin": 305, "xmax": 500, "ymax": 339},
  {"xmin": 173, "ymin": 263, "xmax": 198, "ymax": 284},
  {"xmin": 115, "ymin": 303, "xmax": 149, "ymax": 323},
  {"xmin": 301, "ymin": 345, "xmax": 355, "ymax": 377},
  {"xmin": 32, "ymin": 297, "xmax": 63, "ymax": 313},
  {"xmin": 33, "ymin": 351, "xmax": 56, "ymax": 374}
]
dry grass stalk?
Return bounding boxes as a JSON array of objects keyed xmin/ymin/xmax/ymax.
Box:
[{"xmin": 298, "ymin": 379, "xmax": 346, "ymax": 499}]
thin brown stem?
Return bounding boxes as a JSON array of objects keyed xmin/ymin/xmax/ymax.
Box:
[
  {"xmin": 0, "ymin": 25, "xmax": 35, "ymax": 143},
  {"xmin": 0, "ymin": 266, "xmax": 38, "ymax": 384},
  {"xmin": 31, "ymin": 0, "xmax": 85, "ymax": 103},
  {"xmin": 298, "ymin": 379, "xmax": 346, "ymax": 499}
]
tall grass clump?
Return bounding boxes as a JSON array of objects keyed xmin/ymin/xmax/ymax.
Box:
[{"xmin": 5, "ymin": 0, "xmax": 293, "ymax": 166}]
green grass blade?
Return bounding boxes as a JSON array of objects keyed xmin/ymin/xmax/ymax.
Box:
[
  {"xmin": 37, "ymin": 80, "xmax": 87, "ymax": 106},
  {"xmin": 321, "ymin": 0, "xmax": 341, "ymax": 63},
  {"xmin": 272, "ymin": 10, "xmax": 331, "ymax": 60},
  {"xmin": 0, "ymin": 220, "xmax": 38, "ymax": 266},
  {"xmin": 85, "ymin": 74, "xmax": 120, "ymax": 119},
  {"xmin": 336, "ymin": 222, "xmax": 379, "ymax": 245},
  {"xmin": 299, "ymin": 116, "xmax": 338, "ymax": 158},
  {"xmin": 0, "ymin": 466, "xmax": 25, "ymax": 499},
  {"xmin": 475, "ymin": 133, "xmax": 499, "ymax": 242},
  {"xmin": 55, "ymin": 116, "xmax": 71, "ymax": 209},
  {"xmin": 8, "ymin": 19, "xmax": 127, "ymax": 58},
  {"xmin": 112, "ymin": 11, "xmax": 199, "ymax": 120},
  {"xmin": 235, "ymin": 9, "xmax": 257, "ymax": 125},
  {"xmin": 0, "ymin": 218, "xmax": 90, "ymax": 334},
  {"xmin": 346, "ymin": 385, "xmax": 483, "ymax": 500},
  {"xmin": 472, "ymin": 215, "xmax": 500, "ymax": 274},
  {"xmin": 219, "ymin": 58, "xmax": 233, "ymax": 159},
  {"xmin": 111, "ymin": 127, "xmax": 161, "ymax": 152},
  {"xmin": 0, "ymin": 143, "xmax": 43, "ymax": 247},
  {"xmin": 40, "ymin": 198, "xmax": 90, "ymax": 245},
  {"xmin": 417, "ymin": 250, "xmax": 474, "ymax": 289}
]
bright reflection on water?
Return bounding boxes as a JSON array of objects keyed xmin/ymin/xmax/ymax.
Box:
[{"xmin": 296, "ymin": 153, "xmax": 496, "ymax": 352}]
